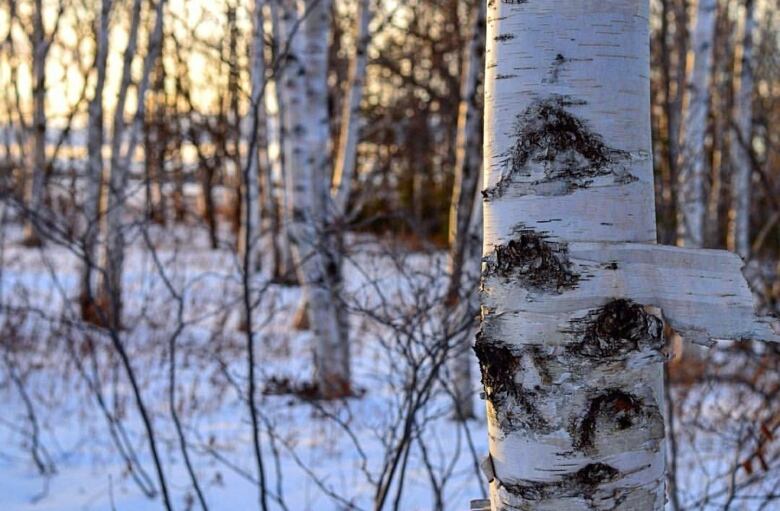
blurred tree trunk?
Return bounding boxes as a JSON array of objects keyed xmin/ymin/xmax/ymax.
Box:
[
  {"xmin": 239, "ymin": 0, "xmax": 270, "ymax": 276},
  {"xmin": 80, "ymin": 0, "xmax": 113, "ymax": 319},
  {"xmin": 100, "ymin": 0, "xmax": 165, "ymax": 328},
  {"xmin": 170, "ymin": 122, "xmax": 186, "ymax": 222},
  {"xmin": 175, "ymin": 37, "xmax": 220, "ymax": 248},
  {"xmin": 290, "ymin": 0, "xmax": 370, "ymax": 322},
  {"xmin": 445, "ymin": 0, "xmax": 485, "ymax": 421},
  {"xmin": 226, "ymin": 1, "xmax": 243, "ymax": 240},
  {"xmin": 729, "ymin": 0, "xmax": 755, "ymax": 259},
  {"xmin": 677, "ymin": 0, "xmax": 716, "ymax": 248},
  {"xmin": 22, "ymin": 0, "xmax": 56, "ymax": 246},
  {"xmin": 265, "ymin": 0, "xmax": 297, "ymax": 283},
  {"xmin": 706, "ymin": 5, "xmax": 737, "ymax": 249},
  {"xmin": 655, "ymin": 0, "xmax": 688, "ymax": 245},
  {"xmin": 144, "ymin": 56, "xmax": 167, "ymax": 225},
  {"xmin": 331, "ymin": 0, "xmax": 371, "ymax": 218},
  {"xmin": 280, "ymin": 0, "xmax": 350, "ymax": 398},
  {"xmin": 478, "ymin": 1, "xmax": 666, "ymax": 508}
]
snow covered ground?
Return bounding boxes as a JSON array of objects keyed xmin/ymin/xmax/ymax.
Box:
[
  {"xmin": 0, "ymin": 223, "xmax": 489, "ymax": 510},
  {"xmin": 0, "ymin": 220, "xmax": 778, "ymax": 510}
]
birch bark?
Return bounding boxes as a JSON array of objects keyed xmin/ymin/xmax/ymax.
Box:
[
  {"xmin": 266, "ymin": 0, "xmax": 297, "ymax": 283},
  {"xmin": 239, "ymin": 0, "xmax": 270, "ymax": 275},
  {"xmin": 478, "ymin": 2, "xmax": 778, "ymax": 509},
  {"xmin": 80, "ymin": 0, "xmax": 112, "ymax": 316},
  {"xmin": 445, "ymin": 0, "xmax": 486, "ymax": 421},
  {"xmin": 479, "ymin": 2, "xmax": 666, "ymax": 508},
  {"xmin": 729, "ymin": 0, "xmax": 755, "ymax": 259},
  {"xmin": 330, "ymin": 0, "xmax": 371, "ymax": 218},
  {"xmin": 100, "ymin": 0, "xmax": 166, "ymax": 327},
  {"xmin": 289, "ymin": 0, "xmax": 370, "ymax": 321},
  {"xmin": 677, "ymin": 0, "xmax": 716, "ymax": 248},
  {"xmin": 280, "ymin": 0, "xmax": 350, "ymax": 398}
]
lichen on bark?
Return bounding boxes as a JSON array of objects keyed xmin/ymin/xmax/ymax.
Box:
[{"xmin": 484, "ymin": 95, "xmax": 636, "ymax": 199}]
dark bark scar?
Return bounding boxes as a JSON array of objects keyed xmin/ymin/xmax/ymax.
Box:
[
  {"xmin": 484, "ymin": 95, "xmax": 637, "ymax": 199},
  {"xmin": 484, "ymin": 227, "xmax": 579, "ymax": 292}
]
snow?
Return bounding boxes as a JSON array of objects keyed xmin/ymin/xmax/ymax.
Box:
[
  {"xmin": 0, "ymin": 222, "xmax": 777, "ymax": 510},
  {"xmin": 0, "ymin": 224, "xmax": 489, "ymax": 510}
]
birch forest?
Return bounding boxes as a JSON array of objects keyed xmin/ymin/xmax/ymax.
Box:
[{"xmin": 0, "ymin": 0, "xmax": 779, "ymax": 510}]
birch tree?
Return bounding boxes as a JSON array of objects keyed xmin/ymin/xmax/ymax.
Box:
[
  {"xmin": 729, "ymin": 0, "xmax": 756, "ymax": 259},
  {"xmin": 331, "ymin": 0, "xmax": 371, "ymax": 219},
  {"xmin": 677, "ymin": 0, "xmax": 716, "ymax": 248},
  {"xmin": 22, "ymin": 0, "xmax": 64, "ymax": 246},
  {"xmin": 100, "ymin": 0, "xmax": 166, "ymax": 327},
  {"xmin": 239, "ymin": 0, "xmax": 271, "ymax": 276},
  {"xmin": 280, "ymin": 0, "xmax": 350, "ymax": 398},
  {"xmin": 477, "ymin": 1, "xmax": 779, "ymax": 510},
  {"xmin": 80, "ymin": 0, "xmax": 113, "ymax": 318},
  {"xmin": 445, "ymin": 0, "xmax": 486, "ymax": 421},
  {"xmin": 289, "ymin": 0, "xmax": 371, "ymax": 329},
  {"xmin": 264, "ymin": 0, "xmax": 296, "ymax": 283}
]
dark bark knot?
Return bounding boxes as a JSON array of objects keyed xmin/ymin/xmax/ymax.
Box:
[
  {"xmin": 485, "ymin": 229, "xmax": 579, "ymax": 292},
  {"xmin": 501, "ymin": 462, "xmax": 620, "ymax": 500},
  {"xmin": 473, "ymin": 337, "xmax": 551, "ymax": 434},
  {"xmin": 484, "ymin": 95, "xmax": 636, "ymax": 199},
  {"xmin": 572, "ymin": 390, "xmax": 661, "ymax": 451},
  {"xmin": 569, "ymin": 299, "xmax": 665, "ymax": 359},
  {"xmin": 473, "ymin": 339, "xmax": 519, "ymax": 408}
]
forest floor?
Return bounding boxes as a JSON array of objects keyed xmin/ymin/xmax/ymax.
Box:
[
  {"xmin": 0, "ymin": 221, "xmax": 488, "ymax": 511},
  {"xmin": 0, "ymin": 220, "xmax": 778, "ymax": 510}
]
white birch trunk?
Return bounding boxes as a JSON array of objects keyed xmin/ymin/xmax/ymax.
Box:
[
  {"xmin": 239, "ymin": 0, "xmax": 269, "ymax": 275},
  {"xmin": 450, "ymin": 169, "xmax": 483, "ymax": 421},
  {"xmin": 479, "ymin": 2, "xmax": 665, "ymax": 508},
  {"xmin": 729, "ymin": 0, "xmax": 755, "ymax": 259},
  {"xmin": 289, "ymin": 0, "xmax": 371, "ymax": 324},
  {"xmin": 81, "ymin": 0, "xmax": 112, "ymax": 314},
  {"xmin": 266, "ymin": 79, "xmax": 296, "ymax": 281},
  {"xmin": 267, "ymin": 0, "xmax": 297, "ymax": 283},
  {"xmin": 446, "ymin": 0, "xmax": 486, "ymax": 421},
  {"xmin": 280, "ymin": 0, "xmax": 350, "ymax": 398},
  {"xmin": 479, "ymin": 2, "xmax": 778, "ymax": 509},
  {"xmin": 676, "ymin": 0, "xmax": 716, "ymax": 248},
  {"xmin": 330, "ymin": 0, "xmax": 371, "ymax": 219},
  {"xmin": 100, "ymin": 0, "xmax": 165, "ymax": 326}
]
